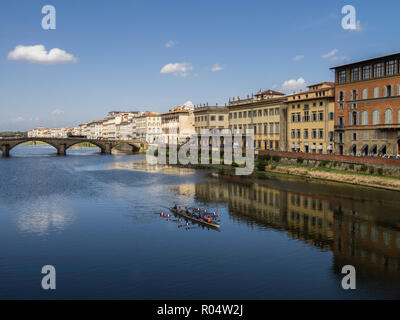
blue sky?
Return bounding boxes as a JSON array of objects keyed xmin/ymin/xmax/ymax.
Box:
[{"xmin": 1, "ymin": 0, "xmax": 399, "ymax": 131}]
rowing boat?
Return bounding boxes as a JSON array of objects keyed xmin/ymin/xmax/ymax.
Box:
[{"xmin": 169, "ymin": 208, "xmax": 221, "ymax": 229}]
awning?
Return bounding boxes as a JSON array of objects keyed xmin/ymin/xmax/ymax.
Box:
[
  {"xmin": 327, "ymin": 145, "xmax": 333, "ymax": 150},
  {"xmin": 379, "ymin": 145, "xmax": 386, "ymax": 153},
  {"xmin": 361, "ymin": 144, "xmax": 368, "ymax": 152},
  {"xmin": 318, "ymin": 144, "xmax": 323, "ymax": 150},
  {"xmin": 304, "ymin": 142, "xmax": 309, "ymax": 146},
  {"xmin": 295, "ymin": 144, "xmax": 300, "ymax": 149},
  {"xmin": 349, "ymin": 144, "xmax": 356, "ymax": 152},
  {"xmin": 291, "ymin": 143, "xmax": 295, "ymax": 148},
  {"xmin": 311, "ymin": 144, "xmax": 316, "ymax": 150},
  {"xmin": 370, "ymin": 144, "xmax": 377, "ymax": 153}
]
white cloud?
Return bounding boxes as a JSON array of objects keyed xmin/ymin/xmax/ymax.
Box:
[
  {"xmin": 211, "ymin": 64, "xmax": 223, "ymax": 72},
  {"xmin": 321, "ymin": 49, "xmax": 339, "ymax": 59},
  {"xmin": 8, "ymin": 45, "xmax": 77, "ymax": 64},
  {"xmin": 13, "ymin": 116, "xmax": 25, "ymax": 123},
  {"xmin": 281, "ymin": 77, "xmax": 307, "ymax": 93},
  {"xmin": 52, "ymin": 109, "xmax": 65, "ymax": 115},
  {"xmin": 183, "ymin": 101, "xmax": 194, "ymax": 108},
  {"xmin": 292, "ymin": 55, "xmax": 304, "ymax": 62},
  {"xmin": 160, "ymin": 62, "xmax": 193, "ymax": 77},
  {"xmin": 165, "ymin": 40, "xmax": 177, "ymax": 48}
]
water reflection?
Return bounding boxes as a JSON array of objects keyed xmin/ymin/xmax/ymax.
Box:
[
  {"xmin": 109, "ymin": 160, "xmax": 195, "ymax": 175},
  {"xmin": 192, "ymin": 178, "xmax": 400, "ymax": 282},
  {"xmin": 15, "ymin": 199, "xmax": 74, "ymax": 235}
]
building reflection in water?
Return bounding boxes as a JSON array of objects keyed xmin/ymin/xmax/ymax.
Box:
[
  {"xmin": 15, "ymin": 200, "xmax": 75, "ymax": 235},
  {"xmin": 193, "ymin": 178, "xmax": 400, "ymax": 282},
  {"xmin": 109, "ymin": 160, "xmax": 195, "ymax": 175}
]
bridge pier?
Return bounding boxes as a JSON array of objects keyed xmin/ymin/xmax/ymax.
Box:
[
  {"xmin": 103, "ymin": 143, "xmax": 113, "ymax": 155},
  {"xmin": 57, "ymin": 144, "xmax": 66, "ymax": 156},
  {"xmin": 1, "ymin": 145, "xmax": 10, "ymax": 158}
]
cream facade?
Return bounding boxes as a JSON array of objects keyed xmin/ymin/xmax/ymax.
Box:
[
  {"xmin": 136, "ymin": 112, "xmax": 162, "ymax": 143},
  {"xmin": 161, "ymin": 106, "xmax": 195, "ymax": 144}
]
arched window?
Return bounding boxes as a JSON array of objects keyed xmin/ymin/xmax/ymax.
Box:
[
  {"xmin": 361, "ymin": 111, "xmax": 368, "ymax": 125},
  {"xmin": 372, "ymin": 110, "xmax": 380, "ymax": 125},
  {"xmin": 374, "ymin": 87, "xmax": 380, "ymax": 98},
  {"xmin": 362, "ymin": 89, "xmax": 368, "ymax": 100},
  {"xmin": 385, "ymin": 109, "xmax": 393, "ymax": 124}
]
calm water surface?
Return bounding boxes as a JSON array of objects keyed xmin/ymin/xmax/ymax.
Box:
[{"xmin": 0, "ymin": 145, "xmax": 399, "ymax": 299}]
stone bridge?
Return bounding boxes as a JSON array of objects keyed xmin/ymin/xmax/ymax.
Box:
[{"xmin": 0, "ymin": 137, "xmax": 143, "ymax": 157}]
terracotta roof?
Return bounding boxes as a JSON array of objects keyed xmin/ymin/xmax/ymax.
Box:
[{"xmin": 255, "ymin": 89, "xmax": 285, "ymax": 96}]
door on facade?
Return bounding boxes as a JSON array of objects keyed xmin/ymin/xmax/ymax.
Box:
[{"xmin": 339, "ymin": 145, "xmax": 343, "ymax": 155}]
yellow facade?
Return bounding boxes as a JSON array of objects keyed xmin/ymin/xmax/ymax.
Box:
[
  {"xmin": 286, "ymin": 82, "xmax": 335, "ymax": 154},
  {"xmin": 228, "ymin": 90, "xmax": 287, "ymax": 150}
]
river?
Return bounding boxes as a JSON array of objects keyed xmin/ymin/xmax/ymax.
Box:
[{"xmin": 0, "ymin": 145, "xmax": 399, "ymax": 299}]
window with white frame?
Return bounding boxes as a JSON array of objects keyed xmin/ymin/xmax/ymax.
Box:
[
  {"xmin": 386, "ymin": 60, "xmax": 396, "ymax": 76},
  {"xmin": 362, "ymin": 65, "xmax": 371, "ymax": 79},
  {"xmin": 372, "ymin": 110, "xmax": 380, "ymax": 125},
  {"xmin": 361, "ymin": 111, "xmax": 368, "ymax": 125},
  {"xmin": 374, "ymin": 87, "xmax": 380, "ymax": 98},
  {"xmin": 384, "ymin": 109, "xmax": 393, "ymax": 124},
  {"xmin": 362, "ymin": 88, "xmax": 368, "ymax": 99},
  {"xmin": 374, "ymin": 63, "xmax": 384, "ymax": 78}
]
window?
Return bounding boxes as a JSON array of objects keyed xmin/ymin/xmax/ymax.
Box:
[
  {"xmin": 329, "ymin": 112, "xmax": 334, "ymax": 121},
  {"xmin": 233, "ymin": 113, "xmax": 237, "ymax": 119},
  {"xmin": 275, "ymin": 123, "xmax": 280, "ymax": 134},
  {"xmin": 362, "ymin": 65, "xmax": 371, "ymax": 79},
  {"xmin": 338, "ymin": 103, "xmax": 344, "ymax": 110},
  {"xmin": 364, "ymin": 133, "xmax": 369, "ymax": 140},
  {"xmin": 210, "ymin": 115, "xmax": 216, "ymax": 121},
  {"xmin": 304, "ymin": 111, "xmax": 310, "ymax": 122},
  {"xmin": 296, "ymin": 129, "xmax": 301, "ymax": 139},
  {"xmin": 264, "ymin": 109, "xmax": 268, "ymax": 116},
  {"xmin": 275, "ymin": 108, "xmax": 279, "ymax": 115},
  {"xmin": 372, "ymin": 110, "xmax": 380, "ymax": 125},
  {"xmin": 351, "ymin": 67, "xmax": 360, "ymax": 81},
  {"xmin": 374, "ymin": 63, "xmax": 384, "ymax": 78},
  {"xmin": 384, "ymin": 85, "xmax": 393, "ymax": 97},
  {"xmin": 238, "ymin": 112, "xmax": 242, "ymax": 119},
  {"xmin": 312, "ymin": 129, "xmax": 317, "ymax": 139},
  {"xmin": 374, "ymin": 87, "xmax": 380, "ymax": 98},
  {"xmin": 248, "ymin": 111, "xmax": 252, "ymax": 117},
  {"xmin": 304, "ymin": 129, "xmax": 309, "ymax": 139},
  {"xmin": 291, "ymin": 130, "xmax": 295, "ymax": 139},
  {"xmin": 338, "ymin": 91, "xmax": 345, "ymax": 101},
  {"xmin": 312, "ymin": 112, "xmax": 317, "ymax": 121},
  {"xmin": 318, "ymin": 129, "xmax": 324, "ymax": 139},
  {"xmin": 362, "ymin": 89, "xmax": 368, "ymax": 100},
  {"xmin": 361, "ymin": 111, "xmax": 368, "ymax": 125},
  {"xmin": 218, "ymin": 116, "xmax": 224, "ymax": 121},
  {"xmin": 328, "ymin": 131, "xmax": 334, "ymax": 142},
  {"xmin": 264, "ymin": 124, "xmax": 267, "ymax": 134},
  {"xmin": 270, "ymin": 123, "xmax": 274, "ymax": 134},
  {"xmin": 258, "ymin": 110, "xmax": 262, "ymax": 117},
  {"xmin": 243, "ymin": 112, "xmax": 247, "ymax": 118},
  {"xmin": 386, "ymin": 60, "xmax": 396, "ymax": 76},
  {"xmin": 229, "ymin": 113, "xmax": 232, "ymax": 119},
  {"xmin": 350, "ymin": 90, "xmax": 358, "ymax": 101},
  {"xmin": 253, "ymin": 110, "xmax": 257, "ymax": 117},
  {"xmin": 384, "ymin": 109, "xmax": 393, "ymax": 124},
  {"xmin": 338, "ymin": 70, "xmax": 346, "ymax": 84},
  {"xmin": 318, "ymin": 112, "xmax": 324, "ymax": 121}
]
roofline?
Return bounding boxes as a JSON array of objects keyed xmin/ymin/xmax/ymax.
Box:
[{"xmin": 330, "ymin": 52, "xmax": 400, "ymax": 70}]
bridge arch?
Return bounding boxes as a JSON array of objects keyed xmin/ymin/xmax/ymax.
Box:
[
  {"xmin": 111, "ymin": 141, "xmax": 141, "ymax": 153},
  {"xmin": 7, "ymin": 139, "xmax": 60, "ymax": 156},
  {"xmin": 64, "ymin": 140, "xmax": 106, "ymax": 154}
]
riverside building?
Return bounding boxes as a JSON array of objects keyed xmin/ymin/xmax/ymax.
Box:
[
  {"xmin": 227, "ymin": 89, "xmax": 288, "ymax": 150},
  {"xmin": 285, "ymin": 82, "xmax": 335, "ymax": 154},
  {"xmin": 332, "ymin": 53, "xmax": 400, "ymax": 156}
]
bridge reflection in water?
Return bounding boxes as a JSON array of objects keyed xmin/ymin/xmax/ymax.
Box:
[{"xmin": 191, "ymin": 178, "xmax": 400, "ymax": 283}]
